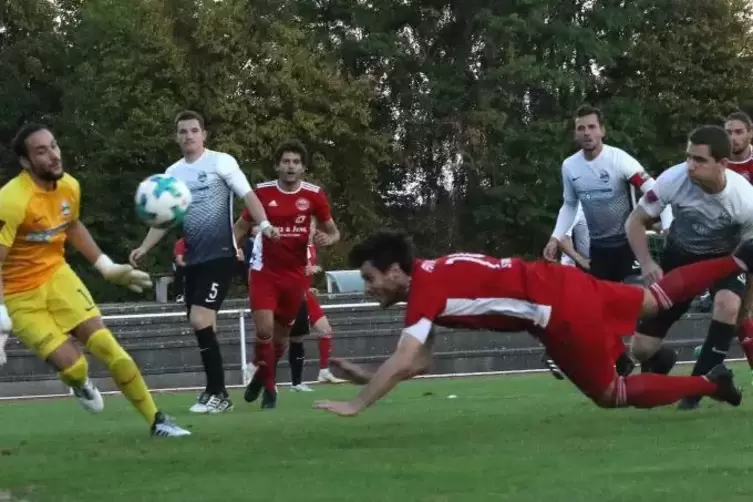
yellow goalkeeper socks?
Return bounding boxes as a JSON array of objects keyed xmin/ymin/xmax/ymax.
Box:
[
  {"xmin": 59, "ymin": 355, "xmax": 89, "ymax": 388},
  {"xmin": 86, "ymin": 328, "xmax": 157, "ymax": 424}
]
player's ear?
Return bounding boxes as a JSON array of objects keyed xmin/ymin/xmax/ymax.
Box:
[{"xmin": 18, "ymin": 156, "xmax": 31, "ymax": 171}]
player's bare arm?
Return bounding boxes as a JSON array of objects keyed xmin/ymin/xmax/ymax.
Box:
[
  {"xmin": 559, "ymin": 236, "xmax": 590, "ymax": 270},
  {"xmin": 67, "ymin": 220, "xmax": 153, "ymax": 294},
  {"xmin": 314, "ymin": 332, "xmax": 429, "ymax": 417},
  {"xmin": 330, "ymin": 330, "xmax": 435, "ymax": 385},
  {"xmin": 626, "ymin": 206, "xmax": 663, "ymax": 284},
  {"xmin": 233, "ymin": 215, "xmax": 252, "ymax": 248},
  {"xmin": 129, "ymin": 227, "xmax": 169, "ymax": 267},
  {"xmin": 314, "ymin": 218, "xmax": 340, "ymax": 248}
]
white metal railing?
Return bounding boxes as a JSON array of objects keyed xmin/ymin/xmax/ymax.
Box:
[{"xmin": 100, "ymin": 301, "xmax": 406, "ymax": 386}]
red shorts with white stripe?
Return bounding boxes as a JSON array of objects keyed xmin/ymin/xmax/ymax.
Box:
[
  {"xmin": 530, "ymin": 263, "xmax": 645, "ymax": 401},
  {"xmin": 306, "ymin": 289, "xmax": 325, "ymax": 325}
]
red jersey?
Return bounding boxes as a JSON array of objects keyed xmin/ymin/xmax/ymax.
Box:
[
  {"xmin": 173, "ymin": 238, "xmax": 186, "ymax": 257},
  {"xmin": 243, "ymin": 181, "xmax": 332, "ymax": 278},
  {"xmin": 728, "ymin": 148, "xmax": 753, "ymax": 182},
  {"xmin": 402, "ymin": 253, "xmax": 555, "ymax": 343}
]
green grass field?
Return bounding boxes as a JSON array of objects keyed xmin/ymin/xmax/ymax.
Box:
[{"xmin": 1, "ymin": 366, "xmax": 753, "ymax": 502}]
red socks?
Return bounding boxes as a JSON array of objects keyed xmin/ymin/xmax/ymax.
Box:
[
  {"xmin": 621, "ymin": 374, "xmax": 717, "ymax": 408},
  {"xmin": 318, "ymin": 336, "xmax": 332, "ymax": 369},
  {"xmin": 737, "ymin": 318, "xmax": 753, "ymax": 369},
  {"xmin": 254, "ymin": 340, "xmax": 277, "ymax": 392},
  {"xmin": 649, "ymin": 256, "xmax": 742, "ymax": 309}
]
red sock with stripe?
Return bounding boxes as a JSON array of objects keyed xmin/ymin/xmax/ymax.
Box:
[
  {"xmin": 649, "ymin": 256, "xmax": 742, "ymax": 309},
  {"xmin": 622, "ymin": 374, "xmax": 717, "ymax": 408}
]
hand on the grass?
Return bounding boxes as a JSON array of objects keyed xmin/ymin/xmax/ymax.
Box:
[
  {"xmin": 313, "ymin": 400, "xmax": 362, "ymax": 417},
  {"xmin": 330, "ymin": 357, "xmax": 372, "ymax": 384}
]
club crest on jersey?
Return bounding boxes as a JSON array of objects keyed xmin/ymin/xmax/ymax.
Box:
[
  {"xmin": 198, "ymin": 171, "xmax": 208, "ymax": 183},
  {"xmin": 421, "ymin": 260, "xmax": 436, "ymax": 272},
  {"xmin": 295, "ymin": 198, "xmax": 310, "ymax": 211},
  {"xmin": 598, "ymin": 170, "xmax": 610, "ymax": 183},
  {"xmin": 60, "ymin": 201, "xmax": 71, "ymax": 217}
]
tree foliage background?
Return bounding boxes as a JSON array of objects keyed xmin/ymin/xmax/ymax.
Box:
[{"xmin": 2, "ymin": 0, "xmax": 753, "ymax": 301}]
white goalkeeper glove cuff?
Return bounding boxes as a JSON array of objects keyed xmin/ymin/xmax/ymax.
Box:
[{"xmin": 0, "ymin": 304, "xmax": 12, "ymax": 333}]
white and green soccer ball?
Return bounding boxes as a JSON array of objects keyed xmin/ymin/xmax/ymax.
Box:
[{"xmin": 135, "ymin": 174, "xmax": 192, "ymax": 229}]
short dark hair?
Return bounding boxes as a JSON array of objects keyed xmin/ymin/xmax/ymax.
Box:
[
  {"xmin": 174, "ymin": 110, "xmax": 205, "ymax": 130},
  {"xmin": 348, "ymin": 230, "xmax": 414, "ymax": 274},
  {"xmin": 11, "ymin": 123, "xmax": 50, "ymax": 159},
  {"xmin": 575, "ymin": 105, "xmax": 604, "ymax": 125},
  {"xmin": 725, "ymin": 111, "xmax": 753, "ymax": 131},
  {"xmin": 688, "ymin": 125, "xmax": 731, "ymax": 161},
  {"xmin": 274, "ymin": 139, "xmax": 308, "ymax": 166}
]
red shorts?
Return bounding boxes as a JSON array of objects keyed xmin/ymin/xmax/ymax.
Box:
[
  {"xmin": 306, "ymin": 289, "xmax": 325, "ymax": 325},
  {"xmin": 530, "ymin": 263, "xmax": 645, "ymax": 400},
  {"xmin": 249, "ymin": 269, "xmax": 307, "ymax": 326}
]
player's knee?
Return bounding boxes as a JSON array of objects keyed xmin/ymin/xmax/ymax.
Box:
[
  {"xmin": 188, "ymin": 307, "xmax": 215, "ymax": 331},
  {"xmin": 630, "ymin": 334, "xmax": 661, "ymax": 363},
  {"xmin": 712, "ymin": 290, "xmax": 741, "ymax": 323},
  {"xmin": 592, "ymin": 378, "xmax": 624, "ymax": 409}
]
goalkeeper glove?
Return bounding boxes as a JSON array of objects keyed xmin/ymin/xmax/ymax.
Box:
[
  {"xmin": 0, "ymin": 305, "xmax": 12, "ymax": 366},
  {"xmin": 94, "ymin": 255, "xmax": 153, "ymax": 293}
]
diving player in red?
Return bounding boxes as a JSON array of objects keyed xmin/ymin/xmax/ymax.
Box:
[
  {"xmin": 724, "ymin": 111, "xmax": 753, "ymax": 376},
  {"xmin": 314, "ymin": 230, "xmax": 752, "ymax": 417},
  {"xmin": 234, "ymin": 140, "xmax": 340, "ymax": 408}
]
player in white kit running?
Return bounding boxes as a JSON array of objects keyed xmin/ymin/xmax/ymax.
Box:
[
  {"xmin": 626, "ymin": 124, "xmax": 753, "ymax": 409},
  {"xmin": 130, "ymin": 110, "xmax": 278, "ymax": 414}
]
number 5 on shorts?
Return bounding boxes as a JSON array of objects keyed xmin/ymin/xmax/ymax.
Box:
[{"xmin": 206, "ymin": 282, "xmax": 219, "ymax": 302}]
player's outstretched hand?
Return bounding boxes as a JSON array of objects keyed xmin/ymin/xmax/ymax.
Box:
[
  {"xmin": 542, "ymin": 237, "xmax": 559, "ymax": 262},
  {"xmin": 312, "ymin": 400, "xmax": 362, "ymax": 417},
  {"xmin": 0, "ymin": 305, "xmax": 11, "ymax": 366},
  {"xmin": 95, "ymin": 255, "xmax": 154, "ymax": 293},
  {"xmin": 330, "ymin": 357, "xmax": 372, "ymax": 384}
]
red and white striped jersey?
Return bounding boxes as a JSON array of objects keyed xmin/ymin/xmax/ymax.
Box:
[
  {"xmin": 403, "ymin": 253, "xmax": 554, "ymax": 343},
  {"xmin": 728, "ymin": 148, "xmax": 753, "ymax": 182},
  {"xmin": 243, "ymin": 180, "xmax": 331, "ymax": 278}
]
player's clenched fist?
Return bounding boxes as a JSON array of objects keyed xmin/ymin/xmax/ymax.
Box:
[
  {"xmin": 542, "ymin": 237, "xmax": 560, "ymax": 262},
  {"xmin": 95, "ymin": 255, "xmax": 153, "ymax": 293}
]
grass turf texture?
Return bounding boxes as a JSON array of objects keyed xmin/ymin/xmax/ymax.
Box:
[{"xmin": 1, "ymin": 365, "xmax": 752, "ymax": 502}]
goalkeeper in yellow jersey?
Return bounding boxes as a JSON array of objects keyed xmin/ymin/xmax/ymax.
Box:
[{"xmin": 0, "ymin": 123, "xmax": 190, "ymax": 437}]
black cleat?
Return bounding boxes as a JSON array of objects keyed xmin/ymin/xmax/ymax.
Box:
[
  {"xmin": 706, "ymin": 364, "xmax": 742, "ymax": 407},
  {"xmin": 733, "ymin": 240, "xmax": 753, "ymax": 272},
  {"xmin": 244, "ymin": 371, "xmax": 264, "ymax": 403},
  {"xmin": 541, "ymin": 354, "xmax": 565, "ymax": 380},
  {"xmin": 616, "ymin": 353, "xmax": 636, "ymax": 376},
  {"xmin": 677, "ymin": 397, "xmax": 701, "ymax": 410},
  {"xmin": 261, "ymin": 388, "xmax": 277, "ymax": 409}
]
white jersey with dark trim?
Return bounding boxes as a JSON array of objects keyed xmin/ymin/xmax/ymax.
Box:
[
  {"xmin": 561, "ymin": 145, "xmax": 649, "ymax": 247},
  {"xmin": 638, "ymin": 163, "xmax": 753, "ymax": 256},
  {"xmin": 165, "ymin": 149, "xmax": 251, "ymax": 266}
]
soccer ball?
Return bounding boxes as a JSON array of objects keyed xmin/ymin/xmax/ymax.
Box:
[{"xmin": 134, "ymin": 174, "xmax": 192, "ymax": 229}]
